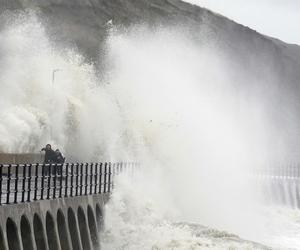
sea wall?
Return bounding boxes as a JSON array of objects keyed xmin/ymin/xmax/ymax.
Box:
[{"xmin": 0, "ymin": 193, "xmax": 108, "ymax": 250}]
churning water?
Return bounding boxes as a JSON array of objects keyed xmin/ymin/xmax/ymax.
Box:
[{"xmin": 1, "ymin": 11, "xmax": 300, "ymax": 249}]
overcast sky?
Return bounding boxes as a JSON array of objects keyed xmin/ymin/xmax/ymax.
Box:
[{"xmin": 185, "ymin": 0, "xmax": 300, "ymax": 45}]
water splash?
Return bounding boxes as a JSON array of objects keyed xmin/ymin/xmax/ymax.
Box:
[
  {"xmin": 0, "ymin": 11, "xmax": 133, "ymax": 162},
  {"xmin": 0, "ymin": 11, "xmax": 298, "ymax": 249}
]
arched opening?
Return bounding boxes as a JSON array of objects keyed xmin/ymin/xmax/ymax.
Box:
[
  {"xmin": 20, "ymin": 215, "xmax": 34, "ymax": 250},
  {"xmin": 0, "ymin": 226, "xmax": 7, "ymax": 250},
  {"xmin": 33, "ymin": 214, "xmax": 47, "ymax": 250},
  {"xmin": 77, "ymin": 207, "xmax": 92, "ymax": 250},
  {"xmin": 57, "ymin": 210, "xmax": 72, "ymax": 250},
  {"xmin": 6, "ymin": 218, "xmax": 21, "ymax": 250},
  {"xmin": 46, "ymin": 212, "xmax": 60, "ymax": 250},
  {"xmin": 87, "ymin": 206, "xmax": 99, "ymax": 249},
  {"xmin": 95, "ymin": 204, "xmax": 104, "ymax": 232},
  {"xmin": 67, "ymin": 208, "xmax": 82, "ymax": 250}
]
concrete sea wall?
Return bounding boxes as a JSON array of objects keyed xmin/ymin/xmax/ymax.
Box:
[{"xmin": 0, "ymin": 193, "xmax": 107, "ymax": 250}]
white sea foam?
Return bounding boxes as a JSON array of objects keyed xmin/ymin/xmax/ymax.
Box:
[{"xmin": 0, "ymin": 11, "xmax": 299, "ymax": 249}]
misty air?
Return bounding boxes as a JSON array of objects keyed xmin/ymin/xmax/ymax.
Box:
[{"xmin": 0, "ymin": 1, "xmax": 300, "ymax": 250}]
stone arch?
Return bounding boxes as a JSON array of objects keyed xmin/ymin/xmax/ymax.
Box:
[
  {"xmin": 33, "ymin": 214, "xmax": 47, "ymax": 250},
  {"xmin": 0, "ymin": 225, "xmax": 7, "ymax": 250},
  {"xmin": 87, "ymin": 206, "xmax": 99, "ymax": 249},
  {"xmin": 6, "ymin": 218, "xmax": 21, "ymax": 250},
  {"xmin": 95, "ymin": 203, "xmax": 104, "ymax": 232},
  {"xmin": 77, "ymin": 207, "xmax": 92, "ymax": 250},
  {"xmin": 46, "ymin": 212, "xmax": 60, "ymax": 250},
  {"xmin": 20, "ymin": 215, "xmax": 34, "ymax": 250},
  {"xmin": 67, "ymin": 208, "xmax": 82, "ymax": 250},
  {"xmin": 57, "ymin": 210, "xmax": 72, "ymax": 250}
]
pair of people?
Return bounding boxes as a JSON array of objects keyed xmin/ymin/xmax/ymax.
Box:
[{"xmin": 41, "ymin": 144, "xmax": 65, "ymax": 164}]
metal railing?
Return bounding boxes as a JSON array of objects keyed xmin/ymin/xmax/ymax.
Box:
[
  {"xmin": 0, "ymin": 162, "xmax": 138, "ymax": 205},
  {"xmin": 252, "ymin": 163, "xmax": 300, "ymax": 179}
]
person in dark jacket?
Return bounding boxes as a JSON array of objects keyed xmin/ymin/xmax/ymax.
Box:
[
  {"xmin": 41, "ymin": 144, "xmax": 56, "ymax": 164},
  {"xmin": 54, "ymin": 149, "xmax": 65, "ymax": 164},
  {"xmin": 54, "ymin": 149, "xmax": 65, "ymax": 176},
  {"xmin": 41, "ymin": 144, "xmax": 57, "ymax": 175}
]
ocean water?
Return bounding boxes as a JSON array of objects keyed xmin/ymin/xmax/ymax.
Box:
[
  {"xmin": 100, "ymin": 172, "xmax": 300, "ymax": 250},
  {"xmin": 1, "ymin": 11, "xmax": 300, "ymax": 250}
]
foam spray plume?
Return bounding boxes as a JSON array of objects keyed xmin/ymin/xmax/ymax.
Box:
[{"xmin": 0, "ymin": 12, "xmax": 297, "ymax": 249}]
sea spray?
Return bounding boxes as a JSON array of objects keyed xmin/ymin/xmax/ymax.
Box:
[
  {"xmin": 0, "ymin": 11, "xmax": 298, "ymax": 249},
  {"xmin": 0, "ymin": 12, "xmax": 132, "ymax": 162},
  {"xmin": 103, "ymin": 25, "xmax": 272, "ymax": 241}
]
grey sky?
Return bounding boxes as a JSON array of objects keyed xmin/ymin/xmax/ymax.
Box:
[{"xmin": 185, "ymin": 0, "xmax": 300, "ymax": 45}]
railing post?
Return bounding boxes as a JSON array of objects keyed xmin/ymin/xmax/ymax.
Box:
[
  {"xmin": 59, "ymin": 163, "xmax": 64, "ymax": 198},
  {"xmin": 70, "ymin": 163, "xmax": 74, "ymax": 197},
  {"xmin": 34, "ymin": 164, "xmax": 39, "ymax": 201},
  {"xmin": 85, "ymin": 163, "xmax": 88, "ymax": 195},
  {"xmin": 99, "ymin": 163, "xmax": 103, "ymax": 194},
  {"xmin": 76, "ymin": 163, "xmax": 79, "ymax": 196},
  {"xmin": 21, "ymin": 164, "xmax": 26, "ymax": 203},
  {"xmin": 104, "ymin": 163, "xmax": 108, "ymax": 193},
  {"xmin": 94, "ymin": 163, "xmax": 98, "ymax": 194},
  {"xmin": 6, "ymin": 164, "xmax": 11, "ymax": 204},
  {"xmin": 47, "ymin": 164, "xmax": 52, "ymax": 200},
  {"xmin": 64, "ymin": 163, "xmax": 69, "ymax": 198},
  {"xmin": 111, "ymin": 163, "xmax": 115, "ymax": 190},
  {"xmin": 90, "ymin": 163, "xmax": 93, "ymax": 195},
  {"xmin": 14, "ymin": 164, "xmax": 19, "ymax": 203},
  {"xmin": 108, "ymin": 163, "xmax": 112, "ymax": 193},
  {"xmin": 0, "ymin": 165, "xmax": 2, "ymax": 205},
  {"xmin": 41, "ymin": 164, "xmax": 45, "ymax": 200},
  {"xmin": 27, "ymin": 164, "xmax": 32, "ymax": 202},
  {"xmin": 80, "ymin": 163, "xmax": 84, "ymax": 196},
  {"xmin": 53, "ymin": 164, "xmax": 57, "ymax": 199}
]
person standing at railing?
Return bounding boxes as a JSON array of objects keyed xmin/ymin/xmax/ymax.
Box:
[
  {"xmin": 54, "ymin": 149, "xmax": 65, "ymax": 164},
  {"xmin": 41, "ymin": 144, "xmax": 56, "ymax": 175},
  {"xmin": 54, "ymin": 149, "xmax": 65, "ymax": 176},
  {"xmin": 41, "ymin": 144, "xmax": 56, "ymax": 164}
]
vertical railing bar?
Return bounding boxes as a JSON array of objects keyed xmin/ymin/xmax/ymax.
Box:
[
  {"xmin": 75, "ymin": 163, "xmax": 79, "ymax": 196},
  {"xmin": 41, "ymin": 164, "xmax": 45, "ymax": 200},
  {"xmin": 47, "ymin": 164, "xmax": 52, "ymax": 200},
  {"xmin": 70, "ymin": 163, "xmax": 74, "ymax": 197},
  {"xmin": 99, "ymin": 163, "xmax": 102, "ymax": 194},
  {"xmin": 90, "ymin": 163, "xmax": 93, "ymax": 195},
  {"xmin": 6, "ymin": 164, "xmax": 11, "ymax": 204},
  {"xmin": 59, "ymin": 163, "xmax": 64, "ymax": 198},
  {"xmin": 85, "ymin": 163, "xmax": 88, "ymax": 195},
  {"xmin": 103, "ymin": 163, "xmax": 107, "ymax": 193},
  {"xmin": 94, "ymin": 163, "xmax": 98, "ymax": 194},
  {"xmin": 27, "ymin": 164, "xmax": 32, "ymax": 202},
  {"xmin": 64, "ymin": 163, "xmax": 69, "ymax": 198},
  {"xmin": 0, "ymin": 165, "xmax": 2, "ymax": 205},
  {"xmin": 14, "ymin": 164, "xmax": 19, "ymax": 203},
  {"xmin": 111, "ymin": 163, "xmax": 114, "ymax": 190},
  {"xmin": 34, "ymin": 164, "xmax": 39, "ymax": 201},
  {"xmin": 21, "ymin": 164, "xmax": 26, "ymax": 203},
  {"xmin": 80, "ymin": 163, "xmax": 84, "ymax": 196},
  {"xmin": 53, "ymin": 164, "xmax": 57, "ymax": 199},
  {"xmin": 108, "ymin": 163, "xmax": 112, "ymax": 193}
]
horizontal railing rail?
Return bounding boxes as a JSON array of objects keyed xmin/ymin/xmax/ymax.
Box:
[
  {"xmin": 0, "ymin": 162, "xmax": 139, "ymax": 205},
  {"xmin": 252, "ymin": 164, "xmax": 300, "ymax": 179}
]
